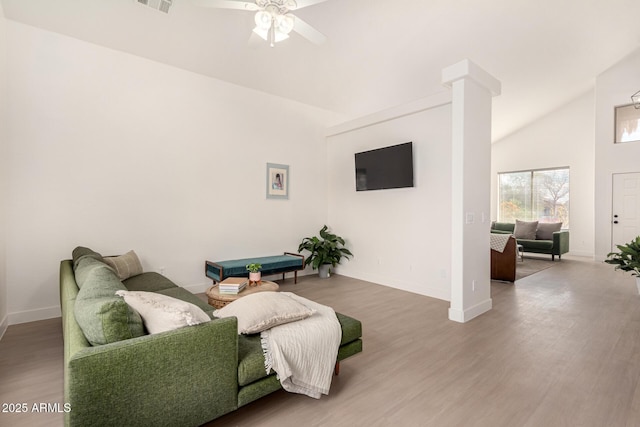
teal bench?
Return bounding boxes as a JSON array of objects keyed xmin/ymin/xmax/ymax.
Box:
[{"xmin": 205, "ymin": 252, "xmax": 305, "ymax": 284}]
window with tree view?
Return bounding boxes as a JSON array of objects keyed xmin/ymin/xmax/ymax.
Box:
[{"xmin": 498, "ymin": 168, "xmax": 569, "ymax": 228}]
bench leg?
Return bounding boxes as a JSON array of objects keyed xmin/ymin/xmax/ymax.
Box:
[
  {"xmin": 334, "ymin": 362, "xmax": 340, "ymax": 376},
  {"xmin": 294, "ymin": 271, "xmax": 298, "ymax": 284}
]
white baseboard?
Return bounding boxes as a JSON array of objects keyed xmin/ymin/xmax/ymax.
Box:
[
  {"xmin": 449, "ymin": 298, "xmax": 492, "ymax": 323},
  {"xmin": 567, "ymin": 250, "xmax": 595, "ymax": 258},
  {"xmin": 8, "ymin": 306, "xmax": 61, "ymax": 325},
  {"xmin": 0, "ymin": 314, "xmax": 7, "ymax": 341}
]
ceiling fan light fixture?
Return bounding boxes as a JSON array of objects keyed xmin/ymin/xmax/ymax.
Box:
[
  {"xmin": 252, "ymin": 26, "xmax": 270, "ymax": 41},
  {"xmin": 632, "ymin": 90, "xmax": 640, "ymax": 109},
  {"xmin": 275, "ymin": 14, "xmax": 295, "ymax": 34},
  {"xmin": 273, "ymin": 31, "xmax": 290, "ymax": 43},
  {"xmin": 253, "ymin": 25, "xmax": 289, "ymax": 46},
  {"xmin": 201, "ymin": 0, "xmax": 326, "ymax": 47},
  {"xmin": 254, "ymin": 10, "xmax": 272, "ymax": 30}
]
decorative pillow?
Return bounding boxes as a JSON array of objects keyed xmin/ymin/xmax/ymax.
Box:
[
  {"xmin": 72, "ymin": 246, "xmax": 103, "ymax": 269},
  {"xmin": 536, "ymin": 222, "xmax": 562, "ymax": 240},
  {"xmin": 514, "ymin": 220, "xmax": 538, "ymax": 240},
  {"xmin": 115, "ymin": 291, "xmax": 211, "ymax": 334},
  {"xmin": 103, "ymin": 250, "xmax": 143, "ymax": 280},
  {"xmin": 74, "ymin": 265, "xmax": 144, "ymax": 345},
  {"xmin": 74, "ymin": 256, "xmax": 113, "ymax": 289},
  {"xmin": 213, "ymin": 292, "xmax": 315, "ymax": 334}
]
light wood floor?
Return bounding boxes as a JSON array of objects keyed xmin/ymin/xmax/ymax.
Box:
[{"xmin": 2, "ymin": 256, "xmax": 640, "ymax": 426}]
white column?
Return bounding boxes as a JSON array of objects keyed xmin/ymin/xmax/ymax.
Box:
[{"xmin": 442, "ymin": 60, "xmax": 501, "ymax": 323}]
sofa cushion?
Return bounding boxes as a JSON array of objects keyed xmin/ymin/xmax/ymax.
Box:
[
  {"xmin": 103, "ymin": 250, "xmax": 143, "ymax": 280},
  {"xmin": 536, "ymin": 222, "xmax": 562, "ymax": 240},
  {"xmin": 123, "ymin": 272, "xmax": 178, "ymax": 292},
  {"xmin": 74, "ymin": 265, "xmax": 145, "ymax": 345},
  {"xmin": 115, "ymin": 290, "xmax": 211, "ymax": 334},
  {"xmin": 514, "ymin": 220, "xmax": 538, "ymax": 239},
  {"xmin": 235, "ymin": 312, "xmax": 363, "ymax": 387},
  {"xmin": 213, "ymin": 292, "xmax": 315, "ymax": 334},
  {"xmin": 492, "ymin": 222, "xmax": 515, "ymax": 233},
  {"xmin": 518, "ymin": 239, "xmax": 554, "ymax": 251},
  {"xmin": 238, "ymin": 334, "xmax": 270, "ymax": 386},
  {"xmin": 336, "ymin": 312, "xmax": 362, "ymax": 346}
]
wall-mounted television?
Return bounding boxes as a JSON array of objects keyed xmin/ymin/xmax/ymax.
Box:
[{"xmin": 354, "ymin": 142, "xmax": 414, "ymax": 191}]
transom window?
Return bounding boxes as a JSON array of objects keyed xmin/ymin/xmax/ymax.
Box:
[{"xmin": 498, "ymin": 167, "xmax": 570, "ymax": 227}]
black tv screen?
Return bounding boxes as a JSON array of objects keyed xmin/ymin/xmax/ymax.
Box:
[{"xmin": 354, "ymin": 142, "xmax": 414, "ymax": 191}]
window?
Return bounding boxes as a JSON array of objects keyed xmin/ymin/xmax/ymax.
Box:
[
  {"xmin": 615, "ymin": 104, "xmax": 640, "ymax": 143},
  {"xmin": 498, "ymin": 168, "xmax": 569, "ymax": 227}
]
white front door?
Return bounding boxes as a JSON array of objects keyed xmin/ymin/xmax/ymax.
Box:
[{"xmin": 612, "ymin": 172, "xmax": 640, "ymax": 251}]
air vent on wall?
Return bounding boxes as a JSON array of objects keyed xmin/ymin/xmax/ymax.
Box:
[{"xmin": 135, "ymin": 0, "xmax": 173, "ymax": 14}]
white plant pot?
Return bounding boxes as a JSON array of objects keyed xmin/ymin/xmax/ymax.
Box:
[
  {"xmin": 318, "ymin": 264, "xmax": 331, "ymax": 279},
  {"xmin": 249, "ymin": 272, "xmax": 261, "ymax": 283}
]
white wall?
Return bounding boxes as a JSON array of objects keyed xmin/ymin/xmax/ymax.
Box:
[
  {"xmin": 5, "ymin": 22, "xmax": 342, "ymax": 324},
  {"xmin": 326, "ymin": 95, "xmax": 453, "ymax": 301},
  {"xmin": 0, "ymin": 3, "xmax": 8, "ymax": 338},
  {"xmin": 595, "ymin": 48, "xmax": 640, "ymax": 260},
  {"xmin": 491, "ymin": 90, "xmax": 596, "ymax": 257}
]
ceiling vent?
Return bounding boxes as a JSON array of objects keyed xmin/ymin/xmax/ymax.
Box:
[{"xmin": 135, "ymin": 0, "xmax": 173, "ymax": 14}]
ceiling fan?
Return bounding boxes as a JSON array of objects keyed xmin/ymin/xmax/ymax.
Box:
[{"xmin": 193, "ymin": 0, "xmax": 329, "ymax": 47}]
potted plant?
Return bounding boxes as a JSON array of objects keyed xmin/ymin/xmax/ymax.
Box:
[
  {"xmin": 298, "ymin": 225, "xmax": 353, "ymax": 279},
  {"xmin": 605, "ymin": 236, "xmax": 640, "ymax": 293},
  {"xmin": 246, "ymin": 263, "xmax": 262, "ymax": 286}
]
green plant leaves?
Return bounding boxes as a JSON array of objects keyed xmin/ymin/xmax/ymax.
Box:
[
  {"xmin": 245, "ymin": 263, "xmax": 262, "ymax": 272},
  {"xmin": 605, "ymin": 236, "xmax": 640, "ymax": 276},
  {"xmin": 297, "ymin": 225, "xmax": 353, "ymax": 270}
]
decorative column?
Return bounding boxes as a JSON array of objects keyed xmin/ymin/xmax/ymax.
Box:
[{"xmin": 442, "ymin": 60, "xmax": 501, "ymax": 323}]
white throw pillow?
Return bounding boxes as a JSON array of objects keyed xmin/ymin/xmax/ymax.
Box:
[
  {"xmin": 103, "ymin": 250, "xmax": 143, "ymax": 280},
  {"xmin": 213, "ymin": 292, "xmax": 315, "ymax": 334},
  {"xmin": 115, "ymin": 290, "xmax": 211, "ymax": 334}
]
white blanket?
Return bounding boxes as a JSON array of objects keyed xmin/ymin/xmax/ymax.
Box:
[
  {"xmin": 260, "ymin": 292, "xmax": 341, "ymax": 399},
  {"xmin": 490, "ymin": 233, "xmax": 512, "ymax": 253}
]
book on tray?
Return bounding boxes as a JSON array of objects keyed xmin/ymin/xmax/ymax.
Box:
[{"xmin": 219, "ymin": 277, "xmax": 248, "ymax": 294}]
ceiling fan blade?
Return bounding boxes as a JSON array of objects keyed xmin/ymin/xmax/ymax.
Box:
[
  {"xmin": 191, "ymin": 0, "xmax": 259, "ymax": 11},
  {"xmin": 292, "ymin": 16, "xmax": 327, "ymax": 45},
  {"xmin": 291, "ymin": 0, "xmax": 329, "ymax": 10}
]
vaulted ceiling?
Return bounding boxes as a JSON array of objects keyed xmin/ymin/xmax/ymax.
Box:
[{"xmin": 3, "ymin": 0, "xmax": 640, "ymax": 141}]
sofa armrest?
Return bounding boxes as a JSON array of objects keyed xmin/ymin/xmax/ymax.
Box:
[
  {"xmin": 65, "ymin": 317, "xmax": 238, "ymax": 427},
  {"xmin": 553, "ymin": 230, "xmax": 570, "ymax": 255}
]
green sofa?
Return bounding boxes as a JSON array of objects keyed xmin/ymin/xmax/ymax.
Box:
[
  {"xmin": 60, "ymin": 248, "xmax": 363, "ymax": 427},
  {"xmin": 491, "ymin": 222, "xmax": 570, "ymax": 260}
]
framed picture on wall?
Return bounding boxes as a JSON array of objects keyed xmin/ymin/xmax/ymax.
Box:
[
  {"xmin": 614, "ymin": 103, "xmax": 640, "ymax": 144},
  {"xmin": 266, "ymin": 163, "xmax": 289, "ymax": 199}
]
